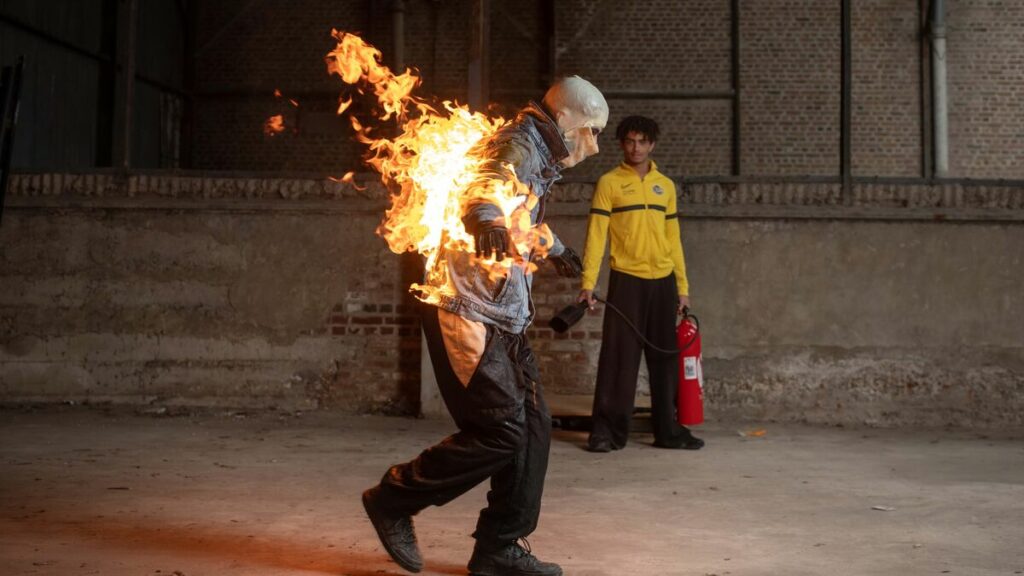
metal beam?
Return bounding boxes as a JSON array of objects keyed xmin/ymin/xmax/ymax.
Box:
[
  {"xmin": 112, "ymin": 0, "xmax": 139, "ymax": 170},
  {"xmin": 542, "ymin": 0, "xmax": 557, "ymax": 86},
  {"xmin": 0, "ymin": 9, "xmax": 184, "ymax": 96},
  {"xmin": 392, "ymin": 0, "xmax": 406, "ymax": 71},
  {"xmin": 492, "ymin": 88, "xmax": 734, "ymax": 101},
  {"xmin": 840, "ymin": 0, "xmax": 852, "ymax": 201},
  {"xmin": 0, "ymin": 12, "xmax": 112, "ymax": 63},
  {"xmin": 730, "ymin": 0, "xmax": 742, "ymax": 176},
  {"xmin": 0, "ymin": 58, "xmax": 25, "ymax": 226},
  {"xmin": 920, "ymin": 0, "xmax": 933, "ymax": 179},
  {"xmin": 181, "ymin": 0, "xmax": 197, "ymax": 169},
  {"xmin": 467, "ymin": 0, "xmax": 490, "ymax": 110},
  {"xmin": 95, "ymin": 0, "xmax": 118, "ymax": 167}
]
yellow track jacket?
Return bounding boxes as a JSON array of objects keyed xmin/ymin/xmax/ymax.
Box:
[{"xmin": 581, "ymin": 160, "xmax": 689, "ymax": 296}]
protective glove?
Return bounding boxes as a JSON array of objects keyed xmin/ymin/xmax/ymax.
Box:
[
  {"xmin": 549, "ymin": 246, "xmax": 583, "ymax": 278},
  {"xmin": 468, "ymin": 221, "xmax": 511, "ymax": 261}
]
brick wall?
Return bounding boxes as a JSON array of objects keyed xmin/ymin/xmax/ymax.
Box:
[
  {"xmin": 193, "ymin": 97, "xmax": 364, "ymax": 173},
  {"xmin": 497, "ymin": 0, "xmax": 736, "ymax": 180},
  {"xmin": 190, "ymin": 0, "xmax": 1024, "ymax": 180},
  {"xmin": 490, "ymin": 0, "xmax": 547, "ymax": 96},
  {"xmin": 323, "ymin": 289, "xmax": 423, "ymax": 414},
  {"xmin": 852, "ymin": 0, "xmax": 923, "ymax": 177},
  {"xmin": 193, "ymin": 0, "xmax": 371, "ymax": 173},
  {"xmin": 947, "ymin": 0, "xmax": 1024, "ymax": 179},
  {"xmin": 588, "ymin": 98, "xmax": 734, "ymax": 180},
  {"xmin": 740, "ymin": 0, "xmax": 841, "ymax": 176},
  {"xmin": 555, "ymin": 0, "xmax": 732, "ymax": 92}
]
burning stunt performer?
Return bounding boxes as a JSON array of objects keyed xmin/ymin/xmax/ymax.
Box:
[{"xmin": 362, "ymin": 76, "xmax": 608, "ymax": 575}]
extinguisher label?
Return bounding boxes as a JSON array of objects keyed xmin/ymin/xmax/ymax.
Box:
[
  {"xmin": 696, "ymin": 356, "xmax": 704, "ymax": 390},
  {"xmin": 683, "ymin": 356, "xmax": 698, "ymax": 379}
]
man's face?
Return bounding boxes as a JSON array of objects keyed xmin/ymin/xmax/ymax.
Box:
[
  {"xmin": 556, "ymin": 108, "xmax": 604, "ymax": 168},
  {"xmin": 620, "ymin": 131, "xmax": 655, "ymax": 167},
  {"xmin": 560, "ymin": 125, "xmax": 602, "ymax": 168}
]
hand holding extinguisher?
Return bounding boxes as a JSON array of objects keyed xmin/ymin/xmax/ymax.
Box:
[
  {"xmin": 677, "ymin": 307, "xmax": 704, "ymax": 426},
  {"xmin": 550, "ymin": 296, "xmax": 705, "ymax": 426}
]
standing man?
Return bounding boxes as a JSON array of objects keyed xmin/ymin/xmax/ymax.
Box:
[
  {"xmin": 579, "ymin": 115, "xmax": 704, "ymax": 453},
  {"xmin": 363, "ymin": 76, "xmax": 608, "ymax": 576}
]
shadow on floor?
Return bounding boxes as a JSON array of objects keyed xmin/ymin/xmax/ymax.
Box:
[{"xmin": 3, "ymin": 509, "xmax": 466, "ymax": 575}]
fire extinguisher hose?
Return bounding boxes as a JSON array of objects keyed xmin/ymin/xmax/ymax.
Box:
[{"xmin": 593, "ymin": 294, "xmax": 699, "ymax": 357}]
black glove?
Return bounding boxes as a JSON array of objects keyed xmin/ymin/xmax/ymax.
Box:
[
  {"xmin": 549, "ymin": 246, "xmax": 583, "ymax": 278},
  {"xmin": 469, "ymin": 221, "xmax": 511, "ymax": 261}
]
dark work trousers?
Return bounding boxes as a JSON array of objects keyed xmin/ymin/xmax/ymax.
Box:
[
  {"xmin": 376, "ymin": 304, "xmax": 552, "ymax": 547},
  {"xmin": 589, "ymin": 270, "xmax": 683, "ymax": 449}
]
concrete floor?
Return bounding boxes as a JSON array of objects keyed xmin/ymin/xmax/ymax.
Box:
[{"xmin": 1, "ymin": 406, "xmax": 1022, "ymax": 576}]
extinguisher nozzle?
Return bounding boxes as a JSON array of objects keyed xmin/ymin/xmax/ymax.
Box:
[{"xmin": 549, "ymin": 301, "xmax": 589, "ymax": 333}]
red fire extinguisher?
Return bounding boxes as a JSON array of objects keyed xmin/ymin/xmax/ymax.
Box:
[{"xmin": 676, "ymin": 309, "xmax": 704, "ymax": 426}]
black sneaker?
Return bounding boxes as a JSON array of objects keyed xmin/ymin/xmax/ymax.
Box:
[
  {"xmin": 585, "ymin": 437, "xmax": 613, "ymax": 453},
  {"xmin": 362, "ymin": 486, "xmax": 423, "ymax": 573},
  {"xmin": 467, "ymin": 538, "xmax": 563, "ymax": 576},
  {"xmin": 654, "ymin": 429, "xmax": 705, "ymax": 450}
]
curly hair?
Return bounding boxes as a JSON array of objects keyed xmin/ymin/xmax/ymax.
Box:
[{"xmin": 615, "ymin": 115, "xmax": 660, "ymax": 143}]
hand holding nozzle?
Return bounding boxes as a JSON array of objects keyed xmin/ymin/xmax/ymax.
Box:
[
  {"xmin": 549, "ymin": 289, "xmax": 602, "ymax": 333},
  {"xmin": 550, "ymin": 299, "xmax": 590, "ymax": 333},
  {"xmin": 578, "ymin": 288, "xmax": 597, "ymax": 310}
]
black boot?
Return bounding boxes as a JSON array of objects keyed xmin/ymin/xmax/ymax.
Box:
[
  {"xmin": 467, "ymin": 539, "xmax": 562, "ymax": 576},
  {"xmin": 362, "ymin": 486, "xmax": 423, "ymax": 573}
]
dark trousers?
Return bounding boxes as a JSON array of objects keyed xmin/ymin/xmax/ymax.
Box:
[
  {"xmin": 589, "ymin": 270, "xmax": 683, "ymax": 448},
  {"xmin": 376, "ymin": 305, "xmax": 552, "ymax": 546}
]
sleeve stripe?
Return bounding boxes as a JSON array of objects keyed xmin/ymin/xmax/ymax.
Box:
[
  {"xmin": 666, "ymin": 212, "xmax": 679, "ymax": 219},
  {"xmin": 589, "ymin": 208, "xmax": 612, "ymax": 217}
]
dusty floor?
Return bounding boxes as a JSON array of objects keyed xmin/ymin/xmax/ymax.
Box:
[{"xmin": 1, "ymin": 405, "xmax": 1022, "ymax": 576}]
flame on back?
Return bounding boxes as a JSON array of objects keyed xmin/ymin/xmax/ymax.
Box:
[{"xmin": 325, "ymin": 31, "xmax": 551, "ymax": 303}]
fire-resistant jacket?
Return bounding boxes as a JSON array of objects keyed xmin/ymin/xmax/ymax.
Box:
[
  {"xmin": 581, "ymin": 160, "xmax": 689, "ymax": 296},
  {"xmin": 425, "ymin": 101, "xmax": 569, "ymax": 334}
]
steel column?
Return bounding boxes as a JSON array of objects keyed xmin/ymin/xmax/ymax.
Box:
[
  {"xmin": 112, "ymin": 0, "xmax": 139, "ymax": 170},
  {"xmin": 468, "ymin": 0, "xmax": 490, "ymax": 110},
  {"xmin": 730, "ymin": 0, "xmax": 741, "ymax": 176},
  {"xmin": 840, "ymin": 0, "xmax": 852, "ymax": 200},
  {"xmin": 0, "ymin": 58, "xmax": 24, "ymax": 226},
  {"xmin": 920, "ymin": 0, "xmax": 933, "ymax": 179}
]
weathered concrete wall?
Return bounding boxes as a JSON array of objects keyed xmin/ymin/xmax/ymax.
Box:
[
  {"xmin": 2, "ymin": 173, "xmax": 1023, "ymax": 428},
  {"xmin": 676, "ymin": 219, "xmax": 1024, "ymax": 428},
  {"xmin": 530, "ymin": 183, "xmax": 1024, "ymax": 428},
  {"xmin": 0, "ymin": 173, "xmax": 421, "ymax": 414}
]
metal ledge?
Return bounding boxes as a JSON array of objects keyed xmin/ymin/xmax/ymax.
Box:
[{"xmin": 5, "ymin": 172, "xmax": 1024, "ymax": 222}]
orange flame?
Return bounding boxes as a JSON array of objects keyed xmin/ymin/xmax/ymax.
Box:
[
  {"xmin": 330, "ymin": 171, "xmax": 366, "ymax": 191},
  {"xmin": 264, "ymin": 114, "xmax": 285, "ymax": 135},
  {"xmin": 326, "ymin": 30, "xmax": 551, "ymax": 303}
]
